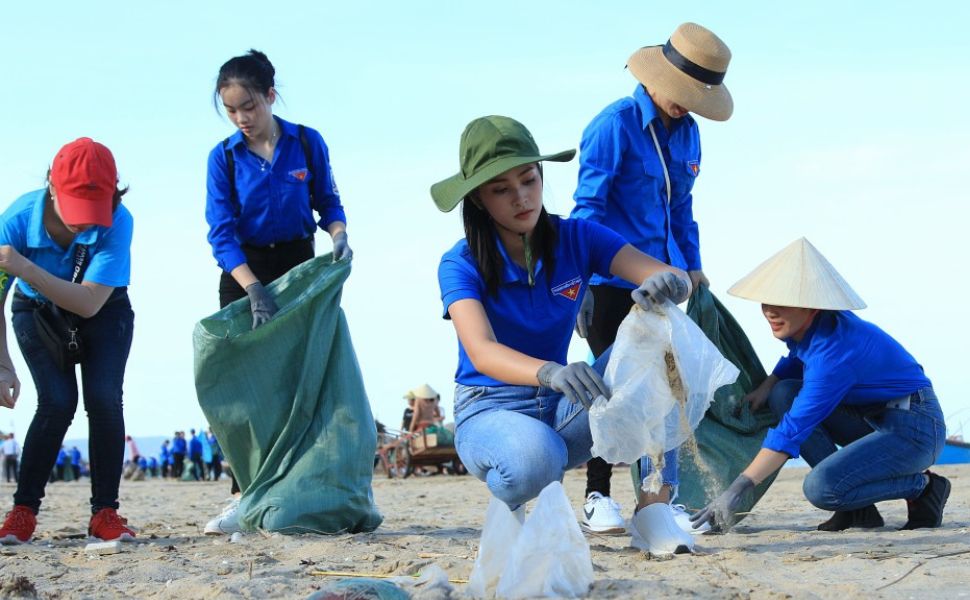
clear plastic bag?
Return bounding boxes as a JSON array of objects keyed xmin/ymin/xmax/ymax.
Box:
[
  {"xmin": 589, "ymin": 300, "xmax": 740, "ymax": 492},
  {"xmin": 468, "ymin": 482, "xmax": 593, "ymax": 599}
]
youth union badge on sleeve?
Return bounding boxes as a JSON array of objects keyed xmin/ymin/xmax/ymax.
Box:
[
  {"xmin": 687, "ymin": 160, "xmax": 700, "ymax": 176},
  {"xmin": 551, "ymin": 276, "xmax": 583, "ymax": 301},
  {"xmin": 289, "ymin": 168, "xmax": 309, "ymax": 182}
]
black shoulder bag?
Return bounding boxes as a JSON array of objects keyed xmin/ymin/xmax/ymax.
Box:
[{"xmin": 33, "ymin": 244, "xmax": 90, "ymax": 371}]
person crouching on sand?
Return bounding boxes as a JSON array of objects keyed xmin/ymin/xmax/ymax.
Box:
[
  {"xmin": 432, "ymin": 115, "xmax": 698, "ymax": 555},
  {"xmin": 691, "ymin": 238, "xmax": 948, "ymax": 532}
]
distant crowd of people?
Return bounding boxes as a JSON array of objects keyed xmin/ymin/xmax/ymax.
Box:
[{"xmin": 122, "ymin": 429, "xmax": 226, "ymax": 482}]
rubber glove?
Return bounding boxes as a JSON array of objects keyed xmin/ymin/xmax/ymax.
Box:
[
  {"xmin": 332, "ymin": 231, "xmax": 353, "ymax": 261},
  {"xmin": 690, "ymin": 473, "xmax": 755, "ymax": 531},
  {"xmin": 631, "ymin": 271, "xmax": 691, "ymax": 312},
  {"xmin": 574, "ymin": 289, "xmax": 594, "ymax": 338},
  {"xmin": 537, "ymin": 361, "xmax": 609, "ymax": 409},
  {"xmin": 245, "ymin": 281, "xmax": 279, "ymax": 329}
]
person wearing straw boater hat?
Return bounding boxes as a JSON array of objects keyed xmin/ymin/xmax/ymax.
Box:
[
  {"xmin": 433, "ymin": 115, "xmax": 698, "ymax": 555},
  {"xmin": 690, "ymin": 239, "xmax": 949, "ymax": 533},
  {"xmin": 570, "ymin": 22, "xmax": 732, "ymax": 539}
]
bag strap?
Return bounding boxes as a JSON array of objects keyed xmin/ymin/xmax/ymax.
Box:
[
  {"xmin": 297, "ymin": 124, "xmax": 317, "ymax": 205},
  {"xmin": 223, "ymin": 125, "xmax": 316, "ymax": 210},
  {"xmin": 70, "ymin": 244, "xmax": 90, "ymax": 284},
  {"xmin": 647, "ymin": 122, "xmax": 671, "ymax": 206}
]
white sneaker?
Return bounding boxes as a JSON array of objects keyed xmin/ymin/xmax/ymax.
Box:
[
  {"xmin": 581, "ymin": 492, "xmax": 626, "ymax": 534},
  {"xmin": 204, "ymin": 497, "xmax": 241, "ymax": 535},
  {"xmin": 628, "ymin": 503, "xmax": 694, "ymax": 555},
  {"xmin": 671, "ymin": 503, "xmax": 710, "ymax": 535}
]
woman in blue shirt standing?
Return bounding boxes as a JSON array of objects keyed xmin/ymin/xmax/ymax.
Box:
[
  {"xmin": 203, "ymin": 50, "xmax": 350, "ymax": 535},
  {"xmin": 433, "ymin": 116, "xmax": 697, "ymax": 555},
  {"xmin": 0, "ymin": 138, "xmax": 136, "ymax": 544},
  {"xmin": 691, "ymin": 238, "xmax": 948, "ymax": 532}
]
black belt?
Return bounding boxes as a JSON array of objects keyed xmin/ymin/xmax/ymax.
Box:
[{"xmin": 241, "ymin": 236, "xmax": 312, "ymax": 251}]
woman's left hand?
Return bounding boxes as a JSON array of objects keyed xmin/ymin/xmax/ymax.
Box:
[
  {"xmin": 332, "ymin": 232, "xmax": 353, "ymax": 261},
  {"xmin": 688, "ymin": 270, "xmax": 710, "ymax": 294},
  {"xmin": 0, "ymin": 365, "xmax": 20, "ymax": 409},
  {"xmin": 0, "ymin": 245, "xmax": 29, "ymax": 278},
  {"xmin": 631, "ymin": 271, "xmax": 691, "ymax": 311}
]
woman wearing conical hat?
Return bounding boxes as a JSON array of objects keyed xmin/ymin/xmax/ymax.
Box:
[{"xmin": 691, "ymin": 239, "xmax": 949, "ymax": 532}]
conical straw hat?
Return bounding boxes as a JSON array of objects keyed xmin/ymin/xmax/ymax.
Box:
[
  {"xmin": 728, "ymin": 238, "xmax": 866, "ymax": 310},
  {"xmin": 410, "ymin": 384, "xmax": 438, "ymax": 400}
]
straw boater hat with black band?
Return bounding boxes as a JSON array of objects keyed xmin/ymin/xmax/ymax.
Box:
[
  {"xmin": 627, "ymin": 22, "xmax": 733, "ymax": 122},
  {"xmin": 430, "ymin": 116, "xmax": 575, "ymax": 212},
  {"xmin": 728, "ymin": 238, "xmax": 866, "ymax": 311}
]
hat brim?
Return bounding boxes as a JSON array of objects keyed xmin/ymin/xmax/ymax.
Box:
[
  {"xmin": 57, "ymin": 193, "xmax": 113, "ymax": 228},
  {"xmin": 430, "ymin": 149, "xmax": 575, "ymax": 213},
  {"xmin": 628, "ymin": 46, "xmax": 733, "ymax": 122}
]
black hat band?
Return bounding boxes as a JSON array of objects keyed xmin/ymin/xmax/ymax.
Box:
[{"xmin": 662, "ymin": 40, "xmax": 725, "ymax": 86}]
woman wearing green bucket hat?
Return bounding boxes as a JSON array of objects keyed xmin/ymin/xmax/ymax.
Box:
[{"xmin": 434, "ymin": 116, "xmax": 696, "ymax": 554}]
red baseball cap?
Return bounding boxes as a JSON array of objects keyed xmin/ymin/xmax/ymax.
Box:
[{"xmin": 49, "ymin": 138, "xmax": 117, "ymax": 228}]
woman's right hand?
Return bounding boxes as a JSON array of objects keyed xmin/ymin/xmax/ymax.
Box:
[
  {"xmin": 744, "ymin": 376, "xmax": 777, "ymax": 412},
  {"xmin": 0, "ymin": 365, "xmax": 20, "ymax": 409},
  {"xmin": 537, "ymin": 361, "xmax": 609, "ymax": 409}
]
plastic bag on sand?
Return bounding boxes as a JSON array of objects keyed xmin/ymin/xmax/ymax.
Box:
[
  {"xmin": 468, "ymin": 482, "xmax": 593, "ymax": 599},
  {"xmin": 589, "ymin": 300, "xmax": 739, "ymax": 492}
]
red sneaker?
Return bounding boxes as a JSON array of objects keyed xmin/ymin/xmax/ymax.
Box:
[
  {"xmin": 0, "ymin": 506, "xmax": 37, "ymax": 545},
  {"xmin": 88, "ymin": 508, "xmax": 136, "ymax": 542}
]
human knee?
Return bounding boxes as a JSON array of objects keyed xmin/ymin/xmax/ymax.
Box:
[
  {"xmin": 488, "ymin": 458, "xmax": 565, "ymax": 507},
  {"xmin": 767, "ymin": 379, "xmax": 801, "ymax": 420},
  {"xmin": 803, "ymin": 468, "xmax": 844, "ymax": 510}
]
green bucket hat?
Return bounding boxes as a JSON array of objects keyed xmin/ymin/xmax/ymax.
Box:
[{"xmin": 430, "ymin": 115, "xmax": 575, "ymax": 212}]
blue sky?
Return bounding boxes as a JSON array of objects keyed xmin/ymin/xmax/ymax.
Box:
[{"xmin": 1, "ymin": 2, "xmax": 968, "ymax": 442}]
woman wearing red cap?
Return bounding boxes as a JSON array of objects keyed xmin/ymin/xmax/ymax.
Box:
[{"xmin": 0, "ymin": 138, "xmax": 136, "ymax": 544}]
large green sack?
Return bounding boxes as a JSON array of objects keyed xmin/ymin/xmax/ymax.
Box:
[
  {"xmin": 193, "ymin": 256, "xmax": 383, "ymax": 534},
  {"xmin": 677, "ymin": 285, "xmax": 779, "ymax": 514}
]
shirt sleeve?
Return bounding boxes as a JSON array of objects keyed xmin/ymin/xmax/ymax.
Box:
[
  {"xmin": 772, "ymin": 354, "xmax": 804, "ymax": 380},
  {"xmin": 669, "ymin": 143, "xmax": 702, "ymax": 271},
  {"xmin": 307, "ymin": 130, "xmax": 347, "ymax": 230},
  {"xmin": 438, "ymin": 254, "xmax": 484, "ymax": 319},
  {"xmin": 0, "ymin": 203, "xmax": 28, "ymax": 296},
  {"xmin": 205, "ymin": 145, "xmax": 247, "ymax": 272},
  {"xmin": 579, "ymin": 219, "xmax": 628, "ymax": 278},
  {"xmin": 762, "ymin": 363, "xmax": 857, "ymax": 458},
  {"xmin": 83, "ymin": 206, "xmax": 133, "ymax": 288},
  {"xmin": 571, "ymin": 113, "xmax": 625, "ymax": 223}
]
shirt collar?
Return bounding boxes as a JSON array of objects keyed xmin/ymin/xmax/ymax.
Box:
[
  {"xmin": 494, "ymin": 230, "xmax": 544, "ymax": 284},
  {"xmin": 226, "ymin": 116, "xmax": 297, "ymax": 151},
  {"xmin": 25, "ymin": 190, "xmax": 101, "ymax": 249},
  {"xmin": 633, "ymin": 85, "xmax": 694, "ymax": 133}
]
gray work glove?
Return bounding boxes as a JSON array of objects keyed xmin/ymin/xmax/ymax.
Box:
[
  {"xmin": 690, "ymin": 473, "xmax": 755, "ymax": 532},
  {"xmin": 245, "ymin": 281, "xmax": 279, "ymax": 329},
  {"xmin": 537, "ymin": 361, "xmax": 610, "ymax": 409},
  {"xmin": 332, "ymin": 231, "xmax": 353, "ymax": 262},
  {"xmin": 631, "ymin": 271, "xmax": 691, "ymax": 312},
  {"xmin": 574, "ymin": 289, "xmax": 594, "ymax": 339}
]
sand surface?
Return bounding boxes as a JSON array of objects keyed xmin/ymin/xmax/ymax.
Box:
[{"xmin": 0, "ymin": 465, "xmax": 966, "ymax": 599}]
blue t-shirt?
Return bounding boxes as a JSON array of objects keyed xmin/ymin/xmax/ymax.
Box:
[
  {"xmin": 764, "ymin": 310, "xmax": 933, "ymax": 457},
  {"xmin": 438, "ymin": 216, "xmax": 627, "ymax": 386},
  {"xmin": 172, "ymin": 438, "xmax": 187, "ymax": 454},
  {"xmin": 571, "ymin": 85, "xmax": 702, "ymax": 288},
  {"xmin": 206, "ymin": 116, "xmax": 347, "ymax": 273},
  {"xmin": 0, "ymin": 189, "xmax": 133, "ymax": 301},
  {"xmin": 70, "ymin": 448, "xmax": 82, "ymax": 466}
]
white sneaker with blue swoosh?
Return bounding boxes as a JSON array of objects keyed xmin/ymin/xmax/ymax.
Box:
[{"xmin": 581, "ymin": 492, "xmax": 626, "ymax": 534}]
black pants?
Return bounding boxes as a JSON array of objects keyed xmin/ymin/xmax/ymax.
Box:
[
  {"xmin": 584, "ymin": 285, "xmax": 635, "ymax": 498},
  {"xmin": 218, "ymin": 237, "xmax": 315, "ymax": 495},
  {"xmin": 72, "ymin": 464, "xmax": 81, "ymax": 480},
  {"xmin": 172, "ymin": 452, "xmax": 185, "ymax": 478},
  {"xmin": 191, "ymin": 454, "xmax": 206, "ymax": 481},
  {"xmin": 4, "ymin": 457, "xmax": 17, "ymax": 483}
]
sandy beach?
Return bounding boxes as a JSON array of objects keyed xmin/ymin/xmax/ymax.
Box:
[{"xmin": 0, "ymin": 465, "xmax": 965, "ymax": 599}]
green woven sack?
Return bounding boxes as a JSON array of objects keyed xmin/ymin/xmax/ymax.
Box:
[
  {"xmin": 193, "ymin": 256, "xmax": 382, "ymax": 534},
  {"xmin": 677, "ymin": 285, "xmax": 779, "ymax": 514}
]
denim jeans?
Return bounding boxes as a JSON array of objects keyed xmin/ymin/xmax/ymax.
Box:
[
  {"xmin": 11, "ymin": 289, "xmax": 134, "ymax": 514},
  {"xmin": 768, "ymin": 379, "xmax": 946, "ymax": 511},
  {"xmin": 454, "ymin": 347, "xmax": 678, "ymax": 508}
]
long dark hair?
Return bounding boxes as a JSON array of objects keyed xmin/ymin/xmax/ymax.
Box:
[
  {"xmin": 461, "ymin": 167, "xmax": 558, "ymax": 297},
  {"xmin": 213, "ymin": 49, "xmax": 278, "ymax": 112}
]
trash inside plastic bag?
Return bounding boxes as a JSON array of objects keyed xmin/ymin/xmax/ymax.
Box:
[
  {"xmin": 468, "ymin": 482, "xmax": 593, "ymax": 599},
  {"xmin": 306, "ymin": 577, "xmax": 409, "ymax": 600},
  {"xmin": 589, "ymin": 300, "xmax": 739, "ymax": 493},
  {"xmin": 390, "ymin": 564, "xmax": 455, "ymax": 600}
]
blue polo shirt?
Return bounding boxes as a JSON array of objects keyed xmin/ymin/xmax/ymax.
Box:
[
  {"xmin": 571, "ymin": 85, "xmax": 702, "ymax": 289},
  {"xmin": 205, "ymin": 116, "xmax": 347, "ymax": 273},
  {"xmin": 0, "ymin": 189, "xmax": 133, "ymax": 301},
  {"xmin": 764, "ymin": 310, "xmax": 932, "ymax": 458},
  {"xmin": 438, "ymin": 216, "xmax": 627, "ymax": 386}
]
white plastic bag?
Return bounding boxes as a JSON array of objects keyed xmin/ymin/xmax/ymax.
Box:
[
  {"xmin": 589, "ymin": 300, "xmax": 739, "ymax": 492},
  {"xmin": 468, "ymin": 482, "xmax": 593, "ymax": 599}
]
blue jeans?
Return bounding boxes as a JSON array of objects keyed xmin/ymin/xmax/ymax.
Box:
[
  {"xmin": 768, "ymin": 379, "xmax": 946, "ymax": 511},
  {"xmin": 11, "ymin": 289, "xmax": 134, "ymax": 514},
  {"xmin": 454, "ymin": 347, "xmax": 678, "ymax": 507}
]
